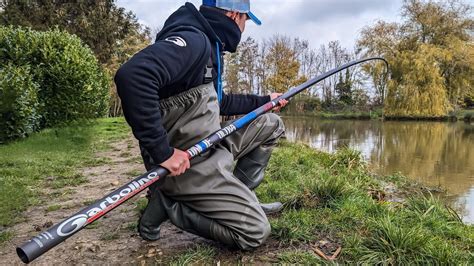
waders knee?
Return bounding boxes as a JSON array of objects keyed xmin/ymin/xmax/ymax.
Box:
[
  {"xmin": 233, "ymin": 144, "xmax": 272, "ymax": 190},
  {"xmin": 233, "ymin": 114, "xmax": 285, "ymax": 214}
]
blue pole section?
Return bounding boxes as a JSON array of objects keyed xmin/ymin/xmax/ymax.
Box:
[{"xmin": 16, "ymin": 57, "xmax": 388, "ymax": 264}]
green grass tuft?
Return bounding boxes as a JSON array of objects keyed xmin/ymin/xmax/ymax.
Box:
[
  {"xmin": 100, "ymin": 231, "xmax": 120, "ymax": 241},
  {"xmin": 168, "ymin": 244, "xmax": 216, "ymax": 265},
  {"xmin": 50, "ymin": 173, "xmax": 88, "ymax": 189},
  {"xmin": 83, "ymin": 157, "xmax": 112, "ymax": 167},
  {"xmin": 124, "ymin": 222, "xmax": 138, "ymax": 232},
  {"xmin": 271, "ymin": 209, "xmax": 320, "ymax": 243},
  {"xmin": 135, "ymin": 198, "xmax": 148, "ymax": 214},
  {"xmin": 0, "ymin": 231, "xmax": 13, "ymax": 245},
  {"xmin": 46, "ymin": 204, "xmax": 61, "ymax": 212},
  {"xmin": 359, "ymin": 217, "xmax": 432, "ymax": 264},
  {"xmin": 85, "ymin": 221, "xmax": 101, "ymax": 229}
]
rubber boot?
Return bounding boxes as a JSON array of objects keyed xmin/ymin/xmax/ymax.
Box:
[
  {"xmin": 138, "ymin": 189, "xmax": 169, "ymax": 241},
  {"xmin": 234, "ymin": 145, "xmax": 283, "ymax": 214},
  {"xmin": 259, "ymin": 201, "xmax": 283, "ymax": 215}
]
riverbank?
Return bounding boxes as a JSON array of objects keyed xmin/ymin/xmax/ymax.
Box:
[
  {"xmin": 282, "ymin": 109, "xmax": 474, "ymax": 122},
  {"xmin": 282, "ymin": 109, "xmax": 381, "ymax": 120},
  {"xmin": 0, "ymin": 118, "xmax": 472, "ymax": 264}
]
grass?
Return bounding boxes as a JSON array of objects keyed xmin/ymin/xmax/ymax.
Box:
[
  {"xmin": 135, "ymin": 198, "xmax": 148, "ymax": 214},
  {"xmin": 256, "ymin": 141, "xmax": 474, "ymax": 264},
  {"xmin": 168, "ymin": 245, "xmax": 217, "ymax": 265},
  {"xmin": 83, "ymin": 157, "xmax": 112, "ymax": 167},
  {"xmin": 124, "ymin": 221, "xmax": 138, "ymax": 232},
  {"xmin": 85, "ymin": 220, "xmax": 101, "ymax": 229},
  {"xmin": 0, "ymin": 117, "xmax": 129, "ymax": 229},
  {"xmin": 0, "ymin": 231, "xmax": 13, "ymax": 246},
  {"xmin": 45, "ymin": 204, "xmax": 61, "ymax": 212}
]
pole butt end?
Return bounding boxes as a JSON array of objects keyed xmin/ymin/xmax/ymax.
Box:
[{"xmin": 17, "ymin": 247, "xmax": 31, "ymax": 264}]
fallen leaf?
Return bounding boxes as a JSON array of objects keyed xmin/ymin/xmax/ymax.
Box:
[
  {"xmin": 310, "ymin": 245, "xmax": 330, "ymax": 261},
  {"xmin": 330, "ymin": 247, "xmax": 342, "ymax": 260}
]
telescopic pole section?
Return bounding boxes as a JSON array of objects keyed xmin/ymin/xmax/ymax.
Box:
[{"xmin": 16, "ymin": 57, "xmax": 388, "ymax": 263}]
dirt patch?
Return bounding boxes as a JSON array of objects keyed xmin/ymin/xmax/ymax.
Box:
[{"xmin": 0, "ymin": 135, "xmax": 204, "ymax": 265}]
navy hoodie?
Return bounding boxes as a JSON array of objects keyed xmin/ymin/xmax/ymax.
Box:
[{"xmin": 115, "ymin": 3, "xmax": 270, "ymax": 165}]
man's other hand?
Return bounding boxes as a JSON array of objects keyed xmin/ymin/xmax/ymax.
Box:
[
  {"xmin": 269, "ymin": 93, "xmax": 289, "ymax": 112},
  {"xmin": 160, "ymin": 148, "xmax": 191, "ymax": 176}
]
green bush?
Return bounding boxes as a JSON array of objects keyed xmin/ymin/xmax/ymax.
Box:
[
  {"xmin": 0, "ymin": 65, "xmax": 40, "ymax": 142},
  {"xmin": 0, "ymin": 26, "xmax": 109, "ymax": 139}
]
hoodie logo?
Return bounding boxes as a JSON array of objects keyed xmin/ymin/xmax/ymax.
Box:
[{"xmin": 165, "ymin": 36, "xmax": 187, "ymax": 47}]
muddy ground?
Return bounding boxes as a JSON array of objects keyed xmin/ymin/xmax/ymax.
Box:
[
  {"xmin": 0, "ymin": 134, "xmax": 322, "ymax": 265},
  {"xmin": 0, "ymin": 135, "xmax": 209, "ymax": 265}
]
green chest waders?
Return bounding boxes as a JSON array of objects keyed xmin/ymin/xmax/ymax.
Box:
[{"xmin": 139, "ymin": 83, "xmax": 284, "ymax": 250}]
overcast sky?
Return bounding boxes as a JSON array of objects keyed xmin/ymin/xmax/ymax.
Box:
[{"xmin": 116, "ymin": 0, "xmax": 405, "ymax": 50}]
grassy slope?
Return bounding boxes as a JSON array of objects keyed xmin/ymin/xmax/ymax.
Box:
[
  {"xmin": 257, "ymin": 142, "xmax": 474, "ymax": 264},
  {"xmin": 171, "ymin": 143, "xmax": 474, "ymax": 264},
  {"xmin": 0, "ymin": 118, "xmax": 129, "ymax": 242}
]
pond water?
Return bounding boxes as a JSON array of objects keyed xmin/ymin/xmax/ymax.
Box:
[{"xmin": 282, "ymin": 116, "xmax": 474, "ymax": 223}]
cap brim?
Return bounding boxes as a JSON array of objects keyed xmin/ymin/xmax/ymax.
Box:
[{"xmin": 247, "ymin": 11, "xmax": 262, "ymax": 25}]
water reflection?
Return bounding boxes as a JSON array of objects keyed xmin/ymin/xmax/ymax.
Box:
[{"xmin": 282, "ymin": 117, "xmax": 474, "ymax": 222}]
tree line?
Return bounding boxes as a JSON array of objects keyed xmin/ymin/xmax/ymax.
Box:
[
  {"xmin": 225, "ymin": 36, "xmax": 372, "ymax": 112},
  {"xmin": 1, "ymin": 0, "xmax": 473, "ymax": 119},
  {"xmin": 224, "ymin": 0, "xmax": 473, "ymax": 117}
]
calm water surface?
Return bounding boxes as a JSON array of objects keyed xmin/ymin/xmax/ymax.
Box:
[{"xmin": 282, "ymin": 117, "xmax": 474, "ymax": 222}]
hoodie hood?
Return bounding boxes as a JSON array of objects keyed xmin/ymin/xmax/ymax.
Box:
[
  {"xmin": 199, "ymin": 5, "xmax": 242, "ymax": 53},
  {"xmin": 156, "ymin": 2, "xmax": 242, "ymax": 53}
]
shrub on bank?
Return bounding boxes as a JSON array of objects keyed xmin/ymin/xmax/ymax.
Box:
[
  {"xmin": 0, "ymin": 65, "xmax": 40, "ymax": 142},
  {"xmin": 0, "ymin": 26, "xmax": 109, "ymax": 142}
]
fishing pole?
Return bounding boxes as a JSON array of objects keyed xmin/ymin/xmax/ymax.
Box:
[{"xmin": 16, "ymin": 57, "xmax": 388, "ymax": 264}]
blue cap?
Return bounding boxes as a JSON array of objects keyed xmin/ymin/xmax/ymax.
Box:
[{"xmin": 202, "ymin": 0, "xmax": 262, "ymax": 25}]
